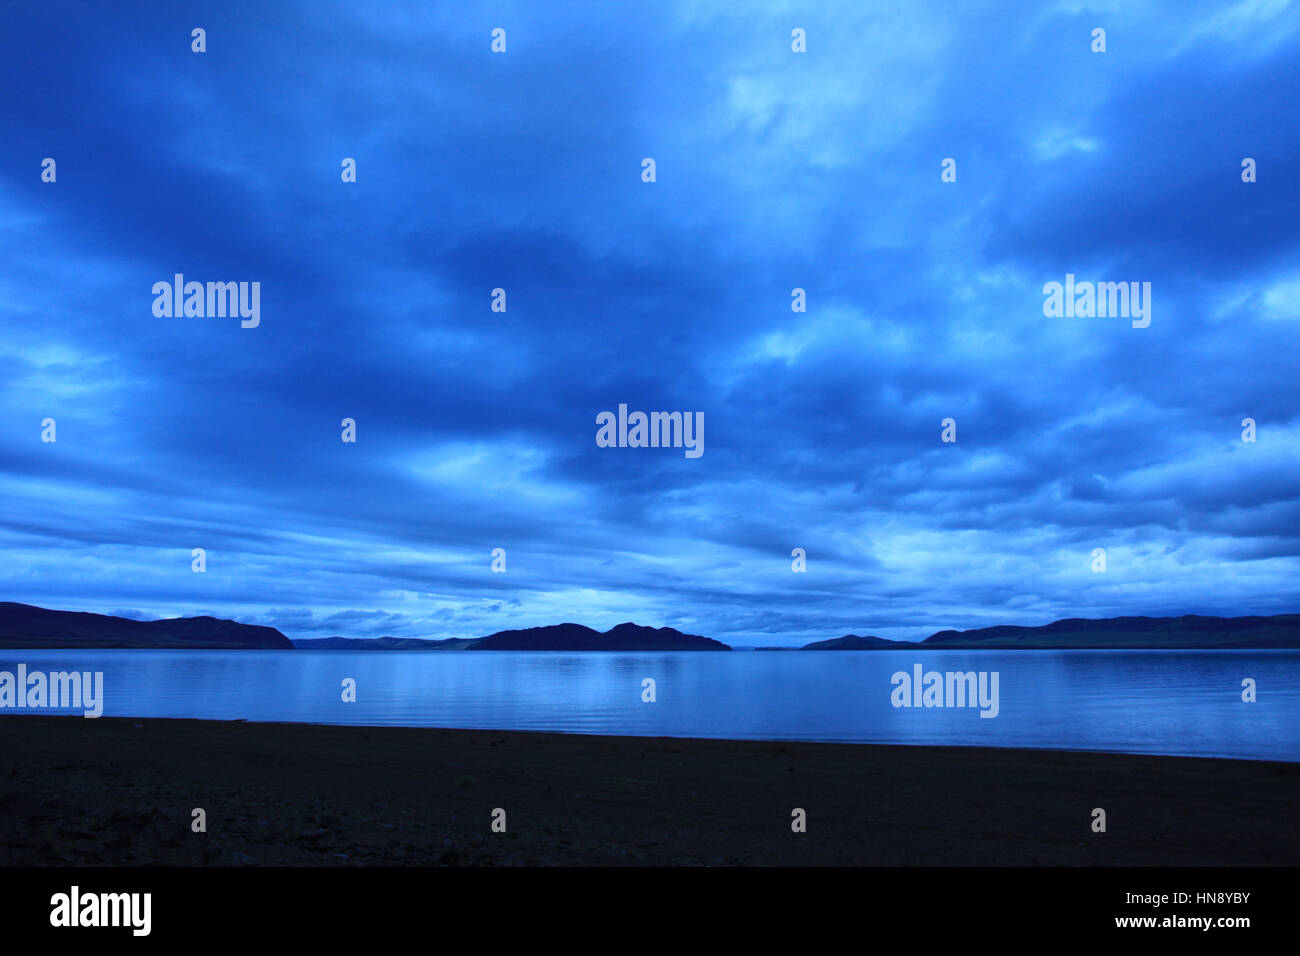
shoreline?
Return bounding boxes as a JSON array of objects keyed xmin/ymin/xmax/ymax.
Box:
[
  {"xmin": 2, "ymin": 716, "xmax": 1297, "ymax": 866},
  {"xmin": 8, "ymin": 711, "xmax": 1293, "ymax": 764}
]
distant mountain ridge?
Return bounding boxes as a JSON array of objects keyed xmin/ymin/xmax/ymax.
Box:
[
  {"xmin": 789, "ymin": 614, "xmax": 1300, "ymax": 649},
  {"xmin": 4, "ymin": 602, "xmax": 1298, "ymax": 651},
  {"xmin": 0, "ymin": 604, "xmax": 727, "ymax": 650},
  {"xmin": 0, "ymin": 602, "xmax": 292, "ymax": 649},
  {"xmin": 917, "ymin": 614, "xmax": 1300, "ymax": 649},
  {"xmin": 799, "ymin": 634, "xmax": 909, "ymax": 650},
  {"xmin": 295, "ymin": 622, "xmax": 729, "ymax": 651},
  {"xmin": 473, "ymin": 622, "xmax": 728, "ymax": 650},
  {"xmin": 293, "ymin": 635, "xmax": 478, "ymax": 650}
]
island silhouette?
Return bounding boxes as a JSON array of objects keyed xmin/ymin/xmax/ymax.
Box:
[{"xmin": 2, "ymin": 601, "xmax": 1298, "ymax": 650}]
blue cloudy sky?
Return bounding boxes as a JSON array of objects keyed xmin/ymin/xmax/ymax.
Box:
[{"xmin": 1, "ymin": 0, "xmax": 1297, "ymax": 645}]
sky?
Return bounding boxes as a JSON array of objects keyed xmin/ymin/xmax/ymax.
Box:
[{"xmin": 1, "ymin": 0, "xmax": 1298, "ymax": 646}]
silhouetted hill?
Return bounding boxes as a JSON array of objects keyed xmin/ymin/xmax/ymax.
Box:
[
  {"xmin": 801, "ymin": 634, "xmax": 912, "ymax": 650},
  {"xmin": 294, "ymin": 624, "xmax": 728, "ymax": 651},
  {"xmin": 0, "ymin": 602, "xmax": 292, "ymax": 649},
  {"xmin": 471, "ymin": 622, "xmax": 729, "ymax": 651},
  {"xmin": 921, "ymin": 614, "xmax": 1300, "ymax": 649},
  {"xmin": 292, "ymin": 636, "xmax": 478, "ymax": 650},
  {"xmin": 10, "ymin": 602, "xmax": 1297, "ymax": 651}
]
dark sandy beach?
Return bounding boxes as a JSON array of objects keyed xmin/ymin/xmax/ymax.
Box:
[{"xmin": 1, "ymin": 716, "xmax": 1296, "ymax": 866}]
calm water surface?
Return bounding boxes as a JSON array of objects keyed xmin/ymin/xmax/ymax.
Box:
[{"xmin": 2, "ymin": 649, "xmax": 1296, "ymax": 761}]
